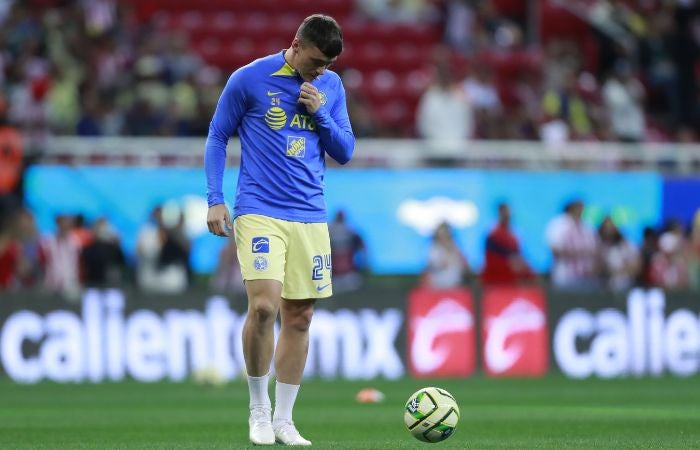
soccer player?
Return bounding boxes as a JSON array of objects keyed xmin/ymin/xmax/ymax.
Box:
[{"xmin": 204, "ymin": 14, "xmax": 354, "ymax": 446}]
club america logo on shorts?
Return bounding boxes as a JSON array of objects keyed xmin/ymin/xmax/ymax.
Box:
[{"xmin": 254, "ymin": 256, "xmax": 268, "ymax": 271}]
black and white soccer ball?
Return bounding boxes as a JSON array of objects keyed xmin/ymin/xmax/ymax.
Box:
[{"xmin": 404, "ymin": 387, "xmax": 460, "ymax": 443}]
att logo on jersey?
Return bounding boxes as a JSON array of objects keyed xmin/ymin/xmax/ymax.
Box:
[
  {"xmin": 265, "ymin": 107, "xmax": 287, "ymax": 130},
  {"xmin": 252, "ymin": 237, "xmax": 270, "ymax": 253},
  {"xmin": 290, "ymin": 114, "xmax": 316, "ymax": 130},
  {"xmin": 287, "ymin": 136, "xmax": 306, "ymax": 157}
]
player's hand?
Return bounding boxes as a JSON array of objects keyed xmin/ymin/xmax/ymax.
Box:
[
  {"xmin": 207, "ymin": 204, "xmax": 232, "ymax": 237},
  {"xmin": 298, "ymin": 82, "xmax": 321, "ymax": 114}
]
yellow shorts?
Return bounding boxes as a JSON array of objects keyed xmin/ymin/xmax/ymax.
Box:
[{"xmin": 234, "ymin": 214, "xmax": 333, "ymax": 299}]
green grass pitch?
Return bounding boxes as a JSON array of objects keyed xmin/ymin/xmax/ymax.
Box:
[{"xmin": 2, "ymin": 376, "xmax": 700, "ymax": 449}]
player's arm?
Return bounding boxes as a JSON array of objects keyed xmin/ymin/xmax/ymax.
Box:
[
  {"xmin": 299, "ymin": 80, "xmax": 355, "ymax": 164},
  {"xmin": 205, "ymin": 70, "xmax": 247, "ymax": 236}
]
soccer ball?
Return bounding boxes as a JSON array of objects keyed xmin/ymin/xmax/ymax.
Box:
[{"xmin": 404, "ymin": 387, "xmax": 460, "ymax": 443}]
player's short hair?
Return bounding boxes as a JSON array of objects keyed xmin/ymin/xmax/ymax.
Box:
[{"xmin": 296, "ymin": 14, "xmax": 343, "ymax": 58}]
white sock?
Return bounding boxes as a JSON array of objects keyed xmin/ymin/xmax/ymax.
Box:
[
  {"xmin": 248, "ymin": 373, "xmax": 271, "ymax": 411},
  {"xmin": 273, "ymin": 381, "xmax": 300, "ymax": 426}
]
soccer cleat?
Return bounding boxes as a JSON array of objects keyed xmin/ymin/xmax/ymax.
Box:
[
  {"xmin": 274, "ymin": 421, "xmax": 312, "ymax": 446},
  {"xmin": 249, "ymin": 408, "xmax": 275, "ymax": 445}
]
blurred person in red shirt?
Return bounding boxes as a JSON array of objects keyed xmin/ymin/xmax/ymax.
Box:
[
  {"xmin": 0, "ymin": 210, "xmax": 20, "ymax": 289},
  {"xmin": 0, "ymin": 94, "xmax": 23, "ymax": 199},
  {"xmin": 481, "ymin": 202, "xmax": 534, "ymax": 285}
]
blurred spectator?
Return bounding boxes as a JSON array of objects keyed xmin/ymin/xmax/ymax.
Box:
[
  {"xmin": 688, "ymin": 210, "xmax": 700, "ymax": 291},
  {"xmin": 71, "ymin": 213, "xmax": 93, "ymax": 248},
  {"xmin": 539, "ymin": 112, "xmax": 570, "ymax": 146},
  {"xmin": 602, "ymin": 59, "xmax": 646, "ymax": 142},
  {"xmin": 475, "ymin": 0, "xmax": 524, "ymax": 51},
  {"xmin": 597, "ymin": 215, "xmax": 640, "ymax": 291},
  {"xmin": 443, "ymin": 0, "xmax": 477, "ymax": 55},
  {"xmin": 211, "ymin": 234, "xmax": 244, "ymax": 294},
  {"xmin": 461, "ymin": 61, "xmax": 503, "ymax": 139},
  {"xmin": 136, "ymin": 205, "xmax": 191, "ymax": 293},
  {"xmin": 0, "ymin": 100, "xmax": 23, "ymax": 199},
  {"xmin": 345, "ymin": 92, "xmax": 377, "ymax": 138},
  {"xmin": 0, "ymin": 208, "xmax": 19, "ymax": 289},
  {"xmin": 329, "ymin": 210, "xmax": 367, "ymax": 293},
  {"xmin": 81, "ymin": 217, "xmax": 126, "ymax": 287},
  {"xmin": 416, "ymin": 63, "xmax": 473, "ymax": 142},
  {"xmin": 542, "ymin": 71, "xmax": 593, "ymax": 140},
  {"xmin": 421, "ymin": 221, "xmax": 470, "ymax": 289},
  {"xmin": 0, "ymin": 0, "xmax": 693, "ymax": 142},
  {"xmin": 15, "ymin": 207, "xmax": 45, "ymax": 288},
  {"xmin": 650, "ymin": 231, "xmax": 689, "ymax": 290},
  {"xmin": 639, "ymin": 8, "xmax": 678, "ymax": 127},
  {"xmin": 481, "ymin": 202, "xmax": 534, "ymax": 285},
  {"xmin": 543, "ymin": 40, "xmax": 582, "ymax": 95},
  {"xmin": 545, "ymin": 200, "xmax": 599, "ymax": 290},
  {"xmin": 461, "ymin": 63, "xmax": 500, "ymax": 112},
  {"xmin": 636, "ymin": 226, "xmax": 658, "ymax": 288},
  {"xmin": 41, "ymin": 214, "xmax": 81, "ymax": 298},
  {"xmin": 356, "ymin": 0, "xmax": 439, "ymax": 23}
]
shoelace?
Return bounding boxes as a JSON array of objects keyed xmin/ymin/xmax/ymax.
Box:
[
  {"xmin": 275, "ymin": 421, "xmax": 300, "ymax": 437},
  {"xmin": 250, "ymin": 409, "xmax": 271, "ymax": 422}
]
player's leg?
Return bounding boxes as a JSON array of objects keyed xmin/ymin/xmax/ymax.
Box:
[
  {"xmin": 243, "ymin": 279, "xmax": 281, "ymax": 445},
  {"xmin": 272, "ymin": 298, "xmax": 314, "ymax": 446},
  {"xmin": 243, "ymin": 279, "xmax": 282, "ymax": 377},
  {"xmin": 272, "ymin": 221, "xmax": 332, "ymax": 446},
  {"xmin": 274, "ymin": 298, "xmax": 314, "ymax": 384},
  {"xmin": 234, "ymin": 214, "xmax": 287, "ymax": 446}
]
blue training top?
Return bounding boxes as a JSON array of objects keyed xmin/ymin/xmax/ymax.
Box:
[{"xmin": 205, "ymin": 51, "xmax": 355, "ymax": 223}]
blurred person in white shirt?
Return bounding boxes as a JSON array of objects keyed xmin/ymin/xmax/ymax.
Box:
[
  {"xmin": 416, "ymin": 63, "xmax": 473, "ymax": 144},
  {"xmin": 546, "ymin": 200, "xmax": 599, "ymax": 290},
  {"xmin": 602, "ymin": 59, "xmax": 646, "ymax": 142},
  {"xmin": 597, "ymin": 215, "xmax": 640, "ymax": 292},
  {"xmin": 41, "ymin": 214, "xmax": 81, "ymax": 298},
  {"xmin": 422, "ymin": 222, "xmax": 470, "ymax": 289}
]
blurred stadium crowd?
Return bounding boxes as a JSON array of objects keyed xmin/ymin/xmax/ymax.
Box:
[
  {"xmin": 1, "ymin": 0, "xmax": 700, "ymax": 296},
  {"xmin": 1, "ymin": 199, "xmax": 699, "ymax": 296},
  {"xmin": 0, "ymin": 0, "xmax": 698, "ymax": 152}
]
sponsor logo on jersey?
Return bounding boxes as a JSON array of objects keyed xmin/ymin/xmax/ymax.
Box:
[
  {"xmin": 253, "ymin": 256, "xmax": 268, "ymax": 271},
  {"xmin": 286, "ymin": 136, "xmax": 306, "ymax": 157},
  {"xmin": 267, "ymin": 90, "xmax": 282, "ymax": 96},
  {"xmin": 265, "ymin": 106, "xmax": 286, "ymax": 130},
  {"xmin": 252, "ymin": 237, "xmax": 269, "ymax": 253},
  {"xmin": 290, "ymin": 114, "xmax": 316, "ymax": 130}
]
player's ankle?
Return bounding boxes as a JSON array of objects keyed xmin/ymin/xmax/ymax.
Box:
[{"xmin": 273, "ymin": 418, "xmax": 292, "ymax": 428}]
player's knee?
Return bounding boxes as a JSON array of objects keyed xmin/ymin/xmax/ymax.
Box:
[
  {"xmin": 249, "ymin": 301, "xmax": 277, "ymax": 325},
  {"xmin": 286, "ymin": 307, "xmax": 313, "ymax": 333}
]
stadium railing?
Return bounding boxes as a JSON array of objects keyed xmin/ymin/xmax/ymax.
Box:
[{"xmin": 41, "ymin": 137, "xmax": 700, "ymax": 172}]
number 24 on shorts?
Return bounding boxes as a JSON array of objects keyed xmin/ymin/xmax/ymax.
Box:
[{"xmin": 311, "ymin": 254, "xmax": 331, "ymax": 280}]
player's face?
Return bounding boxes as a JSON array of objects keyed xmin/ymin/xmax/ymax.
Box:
[{"xmin": 294, "ymin": 39, "xmax": 336, "ymax": 81}]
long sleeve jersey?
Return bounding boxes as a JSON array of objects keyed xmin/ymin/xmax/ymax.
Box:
[{"xmin": 205, "ymin": 51, "xmax": 355, "ymax": 223}]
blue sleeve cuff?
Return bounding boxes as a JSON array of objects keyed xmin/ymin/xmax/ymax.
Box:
[{"xmin": 207, "ymin": 194, "xmax": 225, "ymax": 207}]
